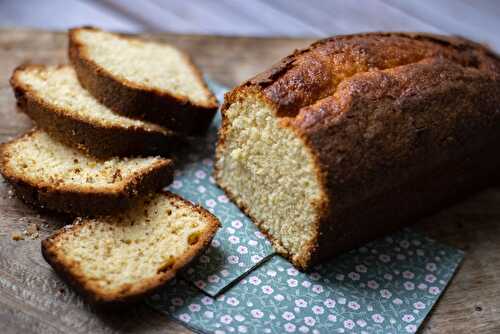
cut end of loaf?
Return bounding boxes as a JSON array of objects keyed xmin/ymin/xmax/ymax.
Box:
[
  {"xmin": 215, "ymin": 89, "xmax": 325, "ymax": 269},
  {"xmin": 70, "ymin": 27, "xmax": 217, "ymax": 108},
  {"xmin": 42, "ymin": 191, "xmax": 219, "ymax": 303}
]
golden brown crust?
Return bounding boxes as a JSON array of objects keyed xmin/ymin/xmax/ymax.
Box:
[
  {"xmin": 10, "ymin": 64, "xmax": 181, "ymax": 158},
  {"xmin": 216, "ymin": 32, "xmax": 500, "ymax": 270},
  {"xmin": 41, "ymin": 191, "xmax": 220, "ymax": 305},
  {"xmin": 0, "ymin": 129, "xmax": 175, "ymax": 216},
  {"xmin": 68, "ymin": 27, "xmax": 218, "ymax": 136}
]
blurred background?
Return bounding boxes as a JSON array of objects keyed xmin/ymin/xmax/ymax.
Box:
[{"xmin": 1, "ymin": 0, "xmax": 499, "ymax": 50}]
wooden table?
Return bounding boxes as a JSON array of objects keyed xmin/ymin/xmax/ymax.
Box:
[{"xmin": 0, "ymin": 29, "xmax": 499, "ymax": 334}]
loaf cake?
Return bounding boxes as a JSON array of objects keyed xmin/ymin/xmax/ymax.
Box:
[
  {"xmin": 42, "ymin": 191, "xmax": 220, "ymax": 304},
  {"xmin": 0, "ymin": 129, "xmax": 173, "ymax": 216},
  {"xmin": 69, "ymin": 27, "xmax": 218, "ymax": 135},
  {"xmin": 11, "ymin": 65, "xmax": 178, "ymax": 158},
  {"xmin": 215, "ymin": 32, "xmax": 500, "ymax": 270}
]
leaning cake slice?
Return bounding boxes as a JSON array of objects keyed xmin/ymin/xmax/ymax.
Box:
[{"xmin": 42, "ymin": 191, "xmax": 220, "ymax": 304}]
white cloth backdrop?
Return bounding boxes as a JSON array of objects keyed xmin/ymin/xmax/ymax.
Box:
[{"xmin": 1, "ymin": 0, "xmax": 499, "ymax": 50}]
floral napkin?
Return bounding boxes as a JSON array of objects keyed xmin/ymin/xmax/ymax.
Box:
[{"xmin": 149, "ymin": 229, "xmax": 464, "ymax": 334}]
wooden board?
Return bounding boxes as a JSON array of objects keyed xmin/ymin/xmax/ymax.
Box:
[{"xmin": 0, "ymin": 28, "xmax": 499, "ymax": 334}]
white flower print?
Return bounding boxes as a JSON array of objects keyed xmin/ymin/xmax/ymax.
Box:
[
  {"xmin": 312, "ymin": 305, "xmax": 324, "ymax": 315},
  {"xmin": 356, "ymin": 320, "xmax": 367, "ymax": 327},
  {"xmin": 335, "ymin": 274, "xmax": 344, "ymax": 281},
  {"xmin": 194, "ymin": 280, "xmax": 206, "ymax": 289},
  {"xmin": 312, "ymin": 284, "xmax": 324, "ymax": 294},
  {"xmin": 248, "ymin": 239, "xmax": 258, "ymax": 246},
  {"xmin": 237, "ymin": 245, "xmax": 248, "ymax": 254},
  {"xmin": 205, "ymin": 199, "xmax": 217, "ymax": 208},
  {"xmin": 372, "ymin": 314, "xmax": 385, "ymax": 323},
  {"xmin": 211, "ymin": 239, "xmax": 220, "ymax": 248},
  {"xmin": 418, "ymin": 283, "xmax": 428, "ymax": 290},
  {"xmin": 197, "ymin": 185, "xmax": 206, "ymax": 193},
  {"xmin": 226, "ymin": 227, "xmax": 235, "ymax": 234},
  {"xmin": 384, "ymin": 273, "xmax": 393, "ymax": 280},
  {"xmin": 393, "ymin": 298, "xmax": 403, "ymax": 305},
  {"xmin": 251, "ymin": 309, "xmax": 264, "ymax": 318},
  {"xmin": 207, "ymin": 274, "xmax": 220, "ymax": 283},
  {"xmin": 402, "ymin": 270, "xmax": 415, "ymax": 279},
  {"xmin": 179, "ymin": 313, "xmax": 191, "ymax": 322},
  {"xmin": 284, "ymin": 323, "xmax": 296, "ymax": 333},
  {"xmin": 201, "ymin": 296, "xmax": 213, "ymax": 305},
  {"xmin": 402, "ymin": 314, "xmax": 415, "ymax": 323},
  {"xmin": 380, "ymin": 289, "xmax": 392, "ymax": 299},
  {"xmin": 261, "ymin": 285, "xmax": 274, "ymax": 294},
  {"xmin": 348, "ymin": 272, "xmax": 360, "ymax": 281},
  {"xmin": 204, "ymin": 310, "xmax": 214, "ymax": 318},
  {"xmin": 404, "ymin": 281, "xmax": 415, "ymax": 290},
  {"xmin": 355, "ymin": 264, "xmax": 368, "ymax": 273},
  {"xmin": 414, "ymin": 301, "xmax": 426, "ymax": 309},
  {"xmin": 220, "ymin": 314, "xmax": 233, "ymax": 324},
  {"xmin": 348, "ymin": 301, "xmax": 360, "ymax": 310},
  {"xmin": 379, "ymin": 254, "xmax": 391, "ymax": 263},
  {"xmin": 220, "ymin": 269, "xmax": 230, "ymax": 277},
  {"xmin": 231, "ymin": 220, "xmax": 243, "ymax": 229},
  {"xmin": 400, "ymin": 240, "xmax": 410, "ymax": 248},
  {"xmin": 267, "ymin": 270, "xmax": 277, "ymax": 277},
  {"xmin": 188, "ymin": 303, "xmax": 201, "ymax": 312},
  {"xmin": 238, "ymin": 325, "xmax": 248, "ymax": 333},
  {"xmin": 228, "ymin": 235, "xmax": 240, "ymax": 244},
  {"xmin": 171, "ymin": 297, "xmax": 184, "ymax": 306},
  {"xmin": 287, "ymin": 278, "xmax": 298, "ymax": 287},
  {"xmin": 287, "ymin": 268, "xmax": 299, "ymax": 276},
  {"xmin": 302, "ymin": 280, "xmax": 312, "ymax": 288},
  {"xmin": 171, "ymin": 180, "xmax": 182, "ymax": 189},
  {"xmin": 367, "ymin": 280, "xmax": 379, "ymax": 289},
  {"xmin": 251, "ymin": 255, "xmax": 263, "ymax": 263},
  {"xmin": 324, "ymin": 298, "xmax": 336, "ymax": 308},
  {"xmin": 234, "ymin": 314, "xmax": 245, "ymax": 322},
  {"xmin": 282, "ymin": 311, "xmax": 295, "ymax": 321},
  {"xmin": 255, "ymin": 231, "xmax": 265, "ymax": 239},
  {"xmin": 304, "ymin": 316, "xmax": 316, "ymax": 326},
  {"xmin": 344, "ymin": 320, "xmax": 355, "ymax": 329},
  {"xmin": 217, "ymin": 195, "xmax": 229, "ymax": 203},
  {"xmin": 310, "ymin": 272, "xmax": 321, "ymax": 280},
  {"xmin": 328, "ymin": 314, "xmax": 337, "ymax": 322},
  {"xmin": 227, "ymin": 297, "xmax": 239, "ymax": 306},
  {"xmin": 295, "ymin": 299, "xmax": 308, "ymax": 307},
  {"xmin": 195, "ymin": 170, "xmax": 206, "ymax": 179},
  {"xmin": 248, "ymin": 276, "xmax": 261, "ymax": 285},
  {"xmin": 227, "ymin": 255, "xmax": 239, "ymax": 264},
  {"xmin": 274, "ymin": 294, "xmax": 285, "ymax": 301},
  {"xmin": 429, "ymin": 286, "xmax": 441, "ymax": 295},
  {"xmin": 338, "ymin": 297, "xmax": 346, "ymax": 305},
  {"xmin": 405, "ymin": 324, "xmax": 418, "ymax": 333},
  {"xmin": 426, "ymin": 262, "xmax": 437, "ymax": 272},
  {"xmin": 425, "ymin": 274, "xmax": 437, "ymax": 283},
  {"xmin": 299, "ymin": 325, "xmax": 309, "ymax": 333}
]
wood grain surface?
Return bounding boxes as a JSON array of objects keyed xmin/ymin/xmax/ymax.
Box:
[{"xmin": 0, "ymin": 29, "xmax": 499, "ymax": 334}]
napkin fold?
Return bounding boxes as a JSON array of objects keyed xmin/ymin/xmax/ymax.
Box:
[{"xmin": 150, "ymin": 229, "xmax": 464, "ymax": 334}]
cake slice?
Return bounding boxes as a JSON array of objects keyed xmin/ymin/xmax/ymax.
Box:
[
  {"xmin": 42, "ymin": 191, "xmax": 219, "ymax": 304},
  {"xmin": 0, "ymin": 129, "xmax": 174, "ymax": 216},
  {"xmin": 69, "ymin": 26, "xmax": 218, "ymax": 135},
  {"xmin": 11, "ymin": 65, "xmax": 179, "ymax": 158}
]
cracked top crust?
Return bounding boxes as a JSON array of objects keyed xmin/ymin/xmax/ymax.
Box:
[{"xmin": 242, "ymin": 32, "xmax": 500, "ymax": 117}]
